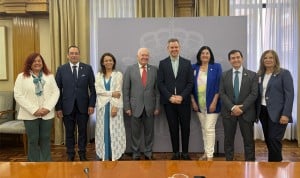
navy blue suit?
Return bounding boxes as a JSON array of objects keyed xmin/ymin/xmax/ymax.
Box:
[
  {"xmin": 55, "ymin": 62, "xmax": 96, "ymax": 157},
  {"xmin": 257, "ymin": 68, "xmax": 294, "ymax": 161},
  {"xmin": 158, "ymin": 56, "xmax": 193, "ymax": 155}
]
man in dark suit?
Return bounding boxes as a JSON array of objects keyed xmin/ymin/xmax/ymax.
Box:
[
  {"xmin": 123, "ymin": 48, "xmax": 160, "ymax": 160},
  {"xmin": 157, "ymin": 38, "xmax": 194, "ymax": 160},
  {"xmin": 55, "ymin": 45, "xmax": 96, "ymax": 161},
  {"xmin": 219, "ymin": 49, "xmax": 258, "ymax": 161}
]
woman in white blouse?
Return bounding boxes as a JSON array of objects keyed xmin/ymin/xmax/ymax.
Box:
[
  {"xmin": 14, "ymin": 53, "xmax": 59, "ymax": 161},
  {"xmin": 95, "ymin": 52, "xmax": 126, "ymax": 161}
]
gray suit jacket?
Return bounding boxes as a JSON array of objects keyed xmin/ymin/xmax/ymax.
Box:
[
  {"xmin": 123, "ymin": 63, "xmax": 160, "ymax": 118},
  {"xmin": 219, "ymin": 68, "xmax": 258, "ymax": 122}
]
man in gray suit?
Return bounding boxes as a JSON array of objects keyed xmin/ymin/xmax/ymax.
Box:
[
  {"xmin": 123, "ymin": 48, "xmax": 160, "ymax": 160},
  {"xmin": 219, "ymin": 49, "xmax": 258, "ymax": 161}
]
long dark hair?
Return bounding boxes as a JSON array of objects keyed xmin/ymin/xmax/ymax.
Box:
[
  {"xmin": 196, "ymin": 46, "xmax": 215, "ymax": 65},
  {"xmin": 22, "ymin": 52, "xmax": 50, "ymax": 77},
  {"xmin": 99, "ymin": 52, "xmax": 116, "ymax": 75}
]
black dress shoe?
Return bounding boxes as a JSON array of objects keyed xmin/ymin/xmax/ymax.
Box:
[
  {"xmin": 67, "ymin": 156, "xmax": 74, "ymax": 161},
  {"xmin": 79, "ymin": 155, "xmax": 88, "ymax": 161},
  {"xmin": 181, "ymin": 153, "xmax": 191, "ymax": 160},
  {"xmin": 133, "ymin": 157, "xmax": 141, "ymax": 160},
  {"xmin": 145, "ymin": 156, "xmax": 154, "ymax": 160},
  {"xmin": 171, "ymin": 153, "xmax": 180, "ymax": 160}
]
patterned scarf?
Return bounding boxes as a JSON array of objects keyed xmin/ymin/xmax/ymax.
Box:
[{"xmin": 31, "ymin": 71, "xmax": 45, "ymax": 96}]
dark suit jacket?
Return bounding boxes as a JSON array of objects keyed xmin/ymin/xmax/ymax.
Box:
[
  {"xmin": 219, "ymin": 68, "xmax": 258, "ymax": 122},
  {"xmin": 257, "ymin": 68, "xmax": 294, "ymax": 123},
  {"xmin": 123, "ymin": 63, "xmax": 160, "ymax": 118},
  {"xmin": 55, "ymin": 62, "xmax": 96, "ymax": 115},
  {"xmin": 157, "ymin": 56, "xmax": 193, "ymax": 105}
]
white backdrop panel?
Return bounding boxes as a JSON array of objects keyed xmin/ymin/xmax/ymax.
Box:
[{"xmin": 97, "ymin": 17, "xmax": 247, "ymax": 153}]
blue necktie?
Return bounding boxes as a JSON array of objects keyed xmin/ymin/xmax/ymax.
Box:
[
  {"xmin": 234, "ymin": 71, "xmax": 240, "ymax": 103},
  {"xmin": 72, "ymin": 65, "xmax": 78, "ymax": 81}
]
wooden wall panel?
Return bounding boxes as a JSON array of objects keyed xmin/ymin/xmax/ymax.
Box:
[
  {"xmin": 175, "ymin": 0, "xmax": 195, "ymax": 17},
  {"xmin": 0, "ymin": 0, "xmax": 48, "ymax": 14},
  {"xmin": 12, "ymin": 17, "xmax": 39, "ymax": 80}
]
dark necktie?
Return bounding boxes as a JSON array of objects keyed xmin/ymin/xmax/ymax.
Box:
[
  {"xmin": 141, "ymin": 66, "xmax": 147, "ymax": 87},
  {"xmin": 72, "ymin": 65, "xmax": 78, "ymax": 81},
  {"xmin": 234, "ymin": 71, "xmax": 240, "ymax": 103}
]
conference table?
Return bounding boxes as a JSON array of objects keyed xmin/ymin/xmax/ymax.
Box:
[{"xmin": 0, "ymin": 160, "xmax": 299, "ymax": 178}]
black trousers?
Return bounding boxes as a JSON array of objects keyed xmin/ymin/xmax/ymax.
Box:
[
  {"xmin": 164, "ymin": 104, "xmax": 191, "ymax": 154},
  {"xmin": 63, "ymin": 101, "xmax": 89, "ymax": 157},
  {"xmin": 260, "ymin": 105, "xmax": 287, "ymax": 162}
]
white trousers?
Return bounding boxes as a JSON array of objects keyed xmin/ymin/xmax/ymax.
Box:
[{"xmin": 197, "ymin": 112, "xmax": 219, "ymax": 158}]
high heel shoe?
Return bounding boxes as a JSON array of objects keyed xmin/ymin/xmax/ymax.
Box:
[
  {"xmin": 199, "ymin": 154, "xmax": 207, "ymax": 160},
  {"xmin": 207, "ymin": 157, "xmax": 213, "ymax": 161}
]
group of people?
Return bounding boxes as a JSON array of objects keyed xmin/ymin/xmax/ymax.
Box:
[{"xmin": 13, "ymin": 38, "xmax": 294, "ymax": 163}]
